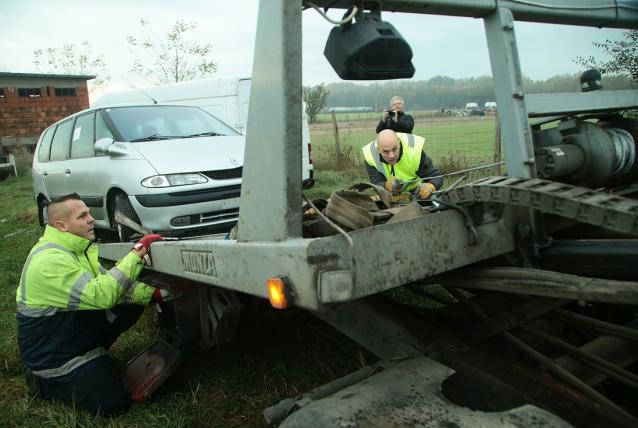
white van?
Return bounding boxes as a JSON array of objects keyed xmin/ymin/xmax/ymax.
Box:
[
  {"xmin": 32, "ymin": 103, "xmax": 245, "ymax": 240},
  {"xmin": 94, "ymin": 77, "xmax": 315, "ymax": 188}
]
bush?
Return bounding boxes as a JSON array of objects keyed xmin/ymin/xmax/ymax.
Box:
[{"xmin": 313, "ymin": 142, "xmax": 362, "ymax": 171}]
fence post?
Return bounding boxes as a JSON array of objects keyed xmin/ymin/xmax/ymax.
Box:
[
  {"xmin": 9, "ymin": 154, "xmax": 17, "ymax": 177},
  {"xmin": 331, "ymin": 111, "xmax": 341, "ymax": 167},
  {"xmin": 493, "ymin": 118, "xmax": 502, "ymax": 175}
]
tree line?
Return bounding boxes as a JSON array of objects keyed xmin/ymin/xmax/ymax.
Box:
[{"xmin": 322, "ymin": 73, "xmax": 636, "ymax": 112}]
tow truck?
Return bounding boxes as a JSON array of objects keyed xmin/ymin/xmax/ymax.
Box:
[{"xmin": 99, "ymin": 1, "xmax": 638, "ymax": 426}]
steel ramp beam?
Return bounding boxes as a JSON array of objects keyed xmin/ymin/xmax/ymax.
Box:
[{"xmin": 278, "ymin": 357, "xmax": 571, "ymax": 428}]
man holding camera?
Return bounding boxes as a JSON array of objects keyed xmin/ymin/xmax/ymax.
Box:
[{"xmin": 376, "ymin": 95, "xmax": 414, "ymax": 134}]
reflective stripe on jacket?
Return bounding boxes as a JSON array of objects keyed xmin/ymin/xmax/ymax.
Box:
[
  {"xmin": 15, "ymin": 225, "xmax": 155, "ymax": 376},
  {"xmin": 362, "ymin": 133, "xmax": 426, "ymax": 191}
]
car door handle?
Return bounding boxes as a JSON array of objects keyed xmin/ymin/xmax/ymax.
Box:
[{"xmin": 65, "ymin": 169, "xmax": 71, "ymax": 174}]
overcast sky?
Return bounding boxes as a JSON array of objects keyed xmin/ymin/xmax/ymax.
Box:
[{"xmin": 0, "ymin": 0, "xmax": 629, "ymax": 97}]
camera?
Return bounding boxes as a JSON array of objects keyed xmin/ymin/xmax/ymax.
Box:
[{"xmin": 387, "ymin": 110, "xmax": 401, "ymax": 117}]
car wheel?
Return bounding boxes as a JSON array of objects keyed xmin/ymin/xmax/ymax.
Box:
[
  {"xmin": 113, "ymin": 192, "xmax": 141, "ymax": 242},
  {"xmin": 38, "ymin": 198, "xmax": 49, "ymax": 227}
]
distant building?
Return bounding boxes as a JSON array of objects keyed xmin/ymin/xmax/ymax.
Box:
[{"xmin": 0, "ymin": 72, "xmax": 94, "ymax": 153}]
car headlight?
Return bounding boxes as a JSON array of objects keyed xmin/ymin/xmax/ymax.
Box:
[{"xmin": 142, "ymin": 173, "xmax": 209, "ymax": 188}]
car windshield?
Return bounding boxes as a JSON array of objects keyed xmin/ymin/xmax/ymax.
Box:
[{"xmin": 103, "ymin": 105, "xmax": 240, "ymax": 142}]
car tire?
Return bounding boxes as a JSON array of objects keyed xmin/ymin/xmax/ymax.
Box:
[
  {"xmin": 113, "ymin": 192, "xmax": 141, "ymax": 242},
  {"xmin": 38, "ymin": 198, "xmax": 49, "ymax": 227}
]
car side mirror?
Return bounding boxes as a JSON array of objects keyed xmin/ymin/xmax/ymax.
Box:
[
  {"xmin": 94, "ymin": 138, "xmax": 129, "ymax": 157},
  {"xmin": 94, "ymin": 137, "xmax": 114, "ymax": 154}
]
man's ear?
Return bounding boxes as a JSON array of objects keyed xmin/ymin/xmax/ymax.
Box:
[{"xmin": 53, "ymin": 219, "xmax": 68, "ymax": 232}]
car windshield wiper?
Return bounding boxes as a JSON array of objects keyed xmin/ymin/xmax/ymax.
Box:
[
  {"xmin": 130, "ymin": 134, "xmax": 176, "ymax": 142},
  {"xmin": 183, "ymin": 131, "xmax": 223, "ymax": 138}
]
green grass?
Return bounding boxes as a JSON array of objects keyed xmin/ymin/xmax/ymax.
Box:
[
  {"xmin": 0, "ymin": 174, "xmax": 40, "ymax": 371},
  {"xmin": 311, "ymin": 116, "xmax": 497, "ymax": 166},
  {"xmin": 303, "ymin": 168, "xmax": 368, "ymax": 200}
]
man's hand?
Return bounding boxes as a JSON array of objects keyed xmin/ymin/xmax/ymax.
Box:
[
  {"xmin": 382, "ymin": 109, "xmax": 389, "ymax": 120},
  {"xmin": 151, "ymin": 288, "xmax": 178, "ymax": 304},
  {"xmin": 137, "ymin": 234, "xmax": 164, "ymax": 250},
  {"xmin": 133, "ymin": 234, "xmax": 164, "ymax": 266},
  {"xmin": 384, "ymin": 177, "xmax": 404, "ymax": 193},
  {"xmin": 416, "ymin": 182, "xmax": 436, "ymax": 199}
]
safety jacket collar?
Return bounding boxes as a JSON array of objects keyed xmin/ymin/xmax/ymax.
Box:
[{"xmin": 41, "ymin": 225, "xmax": 92, "ymax": 254}]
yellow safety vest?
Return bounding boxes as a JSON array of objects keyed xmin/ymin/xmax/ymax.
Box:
[
  {"xmin": 362, "ymin": 133, "xmax": 426, "ymax": 191},
  {"xmin": 17, "ymin": 225, "xmax": 154, "ymax": 314},
  {"xmin": 16, "ymin": 225, "xmax": 155, "ymax": 378}
]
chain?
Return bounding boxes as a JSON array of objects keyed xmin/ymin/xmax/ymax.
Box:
[{"xmin": 441, "ymin": 176, "xmax": 638, "ymax": 236}]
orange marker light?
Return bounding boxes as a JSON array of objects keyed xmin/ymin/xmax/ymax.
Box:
[{"xmin": 267, "ymin": 277, "xmax": 289, "ymax": 309}]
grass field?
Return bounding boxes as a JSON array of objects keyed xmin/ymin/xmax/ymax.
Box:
[
  {"xmin": 0, "ymin": 116, "xmax": 494, "ymax": 426},
  {"xmin": 307, "ymin": 115, "xmax": 500, "ymax": 199}
]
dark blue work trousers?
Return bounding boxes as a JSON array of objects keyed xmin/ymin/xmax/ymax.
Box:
[{"xmin": 32, "ymin": 305, "xmax": 145, "ymax": 417}]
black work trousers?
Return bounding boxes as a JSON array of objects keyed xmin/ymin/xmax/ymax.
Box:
[{"xmin": 35, "ymin": 304, "xmax": 145, "ymax": 417}]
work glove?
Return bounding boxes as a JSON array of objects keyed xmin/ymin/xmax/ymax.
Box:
[
  {"xmin": 137, "ymin": 234, "xmax": 164, "ymax": 250},
  {"xmin": 133, "ymin": 234, "xmax": 164, "ymax": 266},
  {"xmin": 151, "ymin": 288, "xmax": 179, "ymax": 304},
  {"xmin": 384, "ymin": 177, "xmax": 404, "ymax": 193},
  {"xmin": 415, "ymin": 182, "xmax": 436, "ymax": 199}
]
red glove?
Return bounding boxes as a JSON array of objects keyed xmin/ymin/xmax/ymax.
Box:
[
  {"xmin": 133, "ymin": 234, "xmax": 163, "ymax": 267},
  {"xmin": 137, "ymin": 234, "xmax": 164, "ymax": 250},
  {"xmin": 151, "ymin": 288, "xmax": 178, "ymax": 304}
]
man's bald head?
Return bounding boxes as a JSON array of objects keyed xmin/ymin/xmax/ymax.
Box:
[
  {"xmin": 376, "ymin": 130, "xmax": 401, "ymax": 164},
  {"xmin": 47, "ymin": 193, "xmax": 82, "ymax": 226}
]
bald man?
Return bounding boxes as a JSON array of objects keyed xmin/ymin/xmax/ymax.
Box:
[
  {"xmin": 362, "ymin": 129, "xmax": 442, "ymax": 199},
  {"xmin": 16, "ymin": 193, "xmax": 166, "ymax": 416}
]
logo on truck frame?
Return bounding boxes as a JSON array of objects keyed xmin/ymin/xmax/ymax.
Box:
[{"xmin": 181, "ymin": 250, "xmax": 217, "ymax": 277}]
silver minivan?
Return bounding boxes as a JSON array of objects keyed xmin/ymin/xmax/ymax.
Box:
[{"xmin": 32, "ymin": 103, "xmax": 244, "ymax": 241}]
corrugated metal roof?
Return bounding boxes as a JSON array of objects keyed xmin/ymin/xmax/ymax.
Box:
[{"xmin": 0, "ymin": 72, "xmax": 95, "ymax": 80}]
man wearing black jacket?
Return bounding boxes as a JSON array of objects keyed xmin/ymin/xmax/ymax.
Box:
[{"xmin": 376, "ymin": 95, "xmax": 414, "ymax": 134}]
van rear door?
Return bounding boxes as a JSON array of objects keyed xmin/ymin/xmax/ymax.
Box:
[{"xmin": 237, "ymin": 78, "xmax": 251, "ymax": 135}]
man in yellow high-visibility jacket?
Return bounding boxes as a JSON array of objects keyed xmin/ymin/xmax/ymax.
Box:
[
  {"xmin": 16, "ymin": 193, "xmax": 169, "ymax": 416},
  {"xmin": 362, "ymin": 129, "xmax": 443, "ymax": 199}
]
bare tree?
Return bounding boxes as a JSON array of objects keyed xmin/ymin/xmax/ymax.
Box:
[
  {"xmin": 33, "ymin": 41, "xmax": 109, "ymax": 92},
  {"xmin": 127, "ymin": 19, "xmax": 218, "ymax": 84},
  {"xmin": 575, "ymin": 30, "xmax": 638, "ymax": 81},
  {"xmin": 303, "ymin": 83, "xmax": 329, "ymax": 123}
]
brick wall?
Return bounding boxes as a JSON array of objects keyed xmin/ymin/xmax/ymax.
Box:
[{"xmin": 0, "ymin": 84, "xmax": 90, "ymax": 140}]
